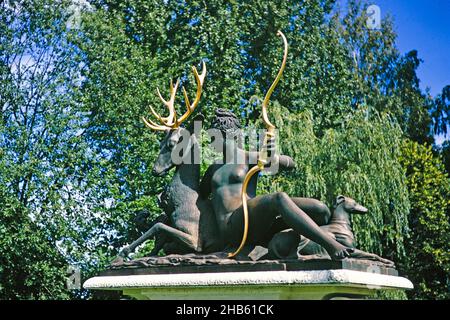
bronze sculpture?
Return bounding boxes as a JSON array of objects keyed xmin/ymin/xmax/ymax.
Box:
[{"xmin": 113, "ymin": 31, "xmax": 394, "ymax": 269}]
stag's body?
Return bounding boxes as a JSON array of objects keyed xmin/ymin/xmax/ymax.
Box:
[
  {"xmin": 115, "ymin": 62, "xmax": 222, "ymax": 260},
  {"xmin": 166, "ymin": 161, "xmax": 201, "ymax": 242},
  {"xmin": 118, "ymin": 151, "xmax": 219, "ymax": 257},
  {"xmin": 155, "ymin": 137, "xmax": 220, "ymax": 254}
]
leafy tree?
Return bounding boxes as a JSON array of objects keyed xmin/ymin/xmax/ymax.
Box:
[
  {"xmin": 431, "ymin": 85, "xmax": 450, "ymax": 137},
  {"xmin": 0, "ymin": 0, "xmax": 119, "ymax": 298},
  {"xmin": 0, "ymin": 180, "xmax": 69, "ymax": 299},
  {"xmin": 340, "ymin": 1, "xmax": 434, "ymax": 144},
  {"xmin": 440, "ymin": 140, "xmax": 450, "ymax": 174},
  {"xmin": 0, "ymin": 0, "xmax": 79, "ymax": 299},
  {"xmin": 257, "ymin": 105, "xmax": 410, "ymax": 260},
  {"xmin": 399, "ymin": 140, "xmax": 450, "ymax": 300}
]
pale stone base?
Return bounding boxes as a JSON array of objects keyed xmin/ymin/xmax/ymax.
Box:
[{"xmin": 84, "ymin": 269, "xmax": 413, "ymax": 300}]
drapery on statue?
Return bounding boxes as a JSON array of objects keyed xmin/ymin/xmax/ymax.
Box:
[{"xmin": 113, "ymin": 31, "xmax": 394, "ymax": 268}]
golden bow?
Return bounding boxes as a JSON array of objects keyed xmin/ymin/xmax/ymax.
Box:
[{"xmin": 228, "ymin": 31, "xmax": 289, "ymax": 258}]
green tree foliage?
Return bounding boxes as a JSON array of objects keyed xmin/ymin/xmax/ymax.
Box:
[
  {"xmin": 0, "ymin": 183, "xmax": 69, "ymax": 299},
  {"xmin": 399, "ymin": 140, "xmax": 450, "ymax": 300},
  {"xmin": 440, "ymin": 140, "xmax": 450, "ymax": 174},
  {"xmin": 0, "ymin": 0, "xmax": 82, "ymax": 299},
  {"xmin": 257, "ymin": 105, "xmax": 410, "ymax": 260},
  {"xmin": 340, "ymin": 1, "xmax": 434, "ymax": 145},
  {"xmin": 431, "ymin": 85, "xmax": 450, "ymax": 137},
  {"xmin": 0, "ymin": 0, "xmax": 131, "ymax": 299}
]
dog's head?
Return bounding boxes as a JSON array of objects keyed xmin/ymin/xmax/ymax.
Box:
[{"xmin": 335, "ymin": 195, "xmax": 368, "ymax": 215}]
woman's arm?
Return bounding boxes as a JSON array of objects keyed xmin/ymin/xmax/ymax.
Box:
[
  {"xmin": 278, "ymin": 154, "xmax": 295, "ymax": 170},
  {"xmin": 256, "ymin": 136, "xmax": 296, "ymax": 170}
]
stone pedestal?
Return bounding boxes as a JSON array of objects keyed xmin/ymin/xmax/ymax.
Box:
[
  {"xmin": 84, "ymin": 269, "xmax": 412, "ymax": 300},
  {"xmin": 84, "ymin": 258, "xmax": 413, "ymax": 300}
]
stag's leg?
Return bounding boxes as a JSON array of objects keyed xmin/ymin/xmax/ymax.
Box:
[
  {"xmin": 119, "ymin": 222, "xmax": 197, "ymax": 258},
  {"xmin": 148, "ymin": 233, "xmax": 168, "ymax": 256},
  {"xmin": 226, "ymin": 192, "xmax": 353, "ymax": 261}
]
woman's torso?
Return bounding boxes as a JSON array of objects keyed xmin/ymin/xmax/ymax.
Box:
[{"xmin": 210, "ymin": 163, "xmax": 249, "ymax": 229}]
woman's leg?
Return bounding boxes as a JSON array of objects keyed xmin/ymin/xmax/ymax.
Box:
[
  {"xmin": 226, "ymin": 192, "xmax": 352, "ymax": 260},
  {"xmin": 259, "ymin": 197, "xmax": 331, "ymax": 239},
  {"xmin": 290, "ymin": 197, "xmax": 331, "ymax": 226}
]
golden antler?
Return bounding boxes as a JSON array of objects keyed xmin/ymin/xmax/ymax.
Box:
[
  {"xmin": 228, "ymin": 31, "xmax": 288, "ymax": 258},
  {"xmin": 179, "ymin": 61, "xmax": 207, "ymax": 124},
  {"xmin": 142, "ymin": 62, "xmax": 206, "ymax": 131}
]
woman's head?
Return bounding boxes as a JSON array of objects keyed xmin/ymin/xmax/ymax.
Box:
[
  {"xmin": 210, "ymin": 108, "xmax": 243, "ymax": 149},
  {"xmin": 210, "ymin": 108, "xmax": 242, "ymax": 134}
]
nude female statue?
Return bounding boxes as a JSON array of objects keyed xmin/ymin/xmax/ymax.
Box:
[{"xmin": 200, "ymin": 108, "xmax": 354, "ymax": 260}]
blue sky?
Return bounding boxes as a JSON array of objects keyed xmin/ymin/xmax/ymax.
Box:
[{"xmin": 369, "ymin": 0, "xmax": 450, "ymax": 97}]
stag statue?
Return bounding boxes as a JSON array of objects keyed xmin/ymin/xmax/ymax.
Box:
[{"xmin": 115, "ymin": 62, "xmax": 223, "ymax": 261}]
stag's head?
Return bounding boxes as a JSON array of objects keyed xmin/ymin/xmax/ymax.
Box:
[{"xmin": 143, "ymin": 62, "xmax": 206, "ymax": 177}]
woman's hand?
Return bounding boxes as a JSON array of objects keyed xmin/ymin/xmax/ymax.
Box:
[
  {"xmin": 260, "ymin": 136, "xmax": 295, "ymax": 171},
  {"xmin": 260, "ymin": 136, "xmax": 279, "ymax": 168}
]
